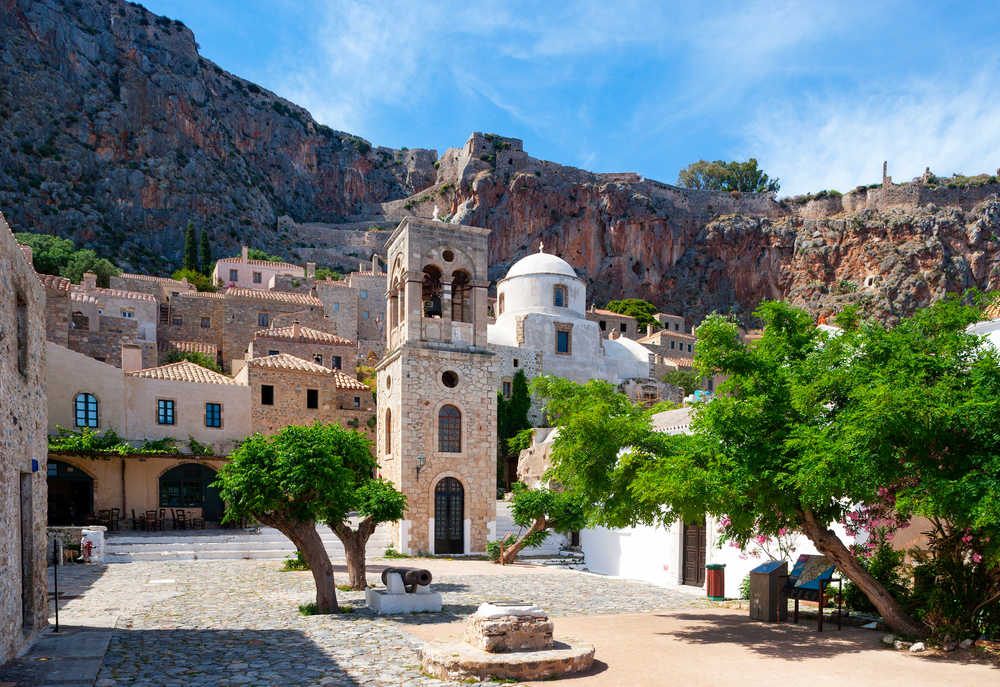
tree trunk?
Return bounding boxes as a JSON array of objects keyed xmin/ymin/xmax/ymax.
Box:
[
  {"xmin": 260, "ymin": 515, "xmax": 338, "ymax": 613},
  {"xmin": 331, "ymin": 517, "xmax": 376, "ymax": 590},
  {"xmin": 499, "ymin": 517, "xmax": 548, "ymax": 565},
  {"xmin": 799, "ymin": 508, "xmax": 925, "ymax": 636}
]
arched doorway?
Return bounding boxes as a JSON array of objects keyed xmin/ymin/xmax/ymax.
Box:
[
  {"xmin": 434, "ymin": 477, "xmax": 464, "ymax": 554},
  {"xmin": 158, "ymin": 464, "xmax": 224, "ymax": 522},
  {"xmin": 47, "ymin": 459, "xmax": 94, "ymax": 526}
]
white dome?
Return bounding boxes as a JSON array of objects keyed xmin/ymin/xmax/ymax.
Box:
[{"xmin": 505, "ymin": 252, "xmax": 578, "ymax": 279}]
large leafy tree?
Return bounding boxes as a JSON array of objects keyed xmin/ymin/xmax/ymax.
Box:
[
  {"xmin": 677, "ymin": 158, "xmax": 779, "ymax": 193},
  {"xmin": 496, "ymin": 483, "xmax": 586, "ymax": 565},
  {"xmin": 215, "ymin": 423, "xmax": 405, "ymax": 609},
  {"xmin": 16, "ymin": 232, "xmax": 120, "ymax": 286},
  {"xmin": 538, "ymin": 299, "xmax": 1000, "ymax": 637},
  {"xmin": 328, "ymin": 478, "xmax": 406, "ymax": 590},
  {"xmin": 61, "ymin": 250, "xmax": 119, "ymax": 286},
  {"xmin": 497, "ymin": 369, "xmax": 532, "ymax": 488},
  {"xmin": 604, "ymin": 298, "xmax": 659, "ymax": 329}
]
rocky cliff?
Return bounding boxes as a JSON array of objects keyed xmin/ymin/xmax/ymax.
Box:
[
  {"xmin": 0, "ymin": 0, "xmax": 436, "ymax": 273},
  {"xmin": 3, "ymin": 0, "xmax": 999, "ymax": 324}
]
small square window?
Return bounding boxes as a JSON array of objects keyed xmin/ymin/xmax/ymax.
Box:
[
  {"xmin": 353, "ymin": 396, "xmax": 361, "ymax": 408},
  {"xmin": 172, "ymin": 316, "xmax": 183, "ymax": 326},
  {"xmin": 556, "ymin": 330, "xmax": 570, "ymax": 354},
  {"xmin": 268, "ymin": 350, "xmax": 279, "ymax": 356},
  {"xmin": 261, "ymin": 385, "xmax": 274, "ymax": 405},
  {"xmin": 553, "ymin": 285, "xmax": 567, "ymax": 308},
  {"xmin": 502, "ymin": 381, "xmax": 512, "ymax": 398},
  {"xmin": 121, "ymin": 309, "xmax": 134, "ymax": 318},
  {"xmin": 313, "ymin": 354, "xmax": 323, "ymax": 365},
  {"xmin": 670, "ymin": 341, "xmax": 675, "ymax": 349},
  {"xmin": 363, "ymin": 311, "xmax": 370, "ymax": 319},
  {"xmin": 620, "ymin": 322, "xmax": 627, "ymax": 333},
  {"xmin": 331, "ymin": 356, "xmax": 342, "ymax": 370},
  {"xmin": 360, "ymin": 290, "xmax": 368, "ymax": 299},
  {"xmin": 157, "ymin": 399, "xmax": 175, "ymax": 425},
  {"xmin": 200, "ymin": 317, "xmax": 211, "ymax": 328},
  {"xmin": 253, "ymin": 271, "xmax": 262, "ymax": 284},
  {"xmin": 306, "ymin": 389, "xmax": 318, "ymax": 409},
  {"xmin": 229, "ymin": 269, "xmax": 238, "ymax": 281},
  {"xmin": 687, "ymin": 344, "xmax": 692, "ymax": 352},
  {"xmin": 333, "ymin": 303, "xmax": 340, "ymax": 312},
  {"xmin": 205, "ymin": 402, "xmax": 222, "ymax": 428},
  {"xmin": 599, "ymin": 320, "xmax": 606, "ymax": 330},
  {"xmin": 674, "ymin": 323, "xmax": 680, "ymax": 331},
  {"xmin": 513, "ymin": 358, "xmax": 519, "ymax": 367},
  {"xmin": 258, "ymin": 312, "xmax": 269, "ymax": 327}
]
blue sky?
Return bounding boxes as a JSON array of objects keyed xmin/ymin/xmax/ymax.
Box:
[{"xmin": 141, "ymin": 1, "xmax": 1000, "ymax": 195}]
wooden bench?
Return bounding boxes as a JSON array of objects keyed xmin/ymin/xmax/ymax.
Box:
[{"xmin": 785, "ymin": 554, "xmax": 842, "ymax": 631}]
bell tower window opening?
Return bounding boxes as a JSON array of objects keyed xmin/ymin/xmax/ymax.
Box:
[
  {"xmin": 422, "ymin": 265, "xmax": 442, "ymax": 318},
  {"xmin": 451, "ymin": 270, "xmax": 471, "ymax": 323}
]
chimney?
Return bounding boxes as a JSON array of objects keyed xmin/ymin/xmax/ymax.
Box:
[
  {"xmin": 121, "ymin": 344, "xmax": 143, "ymax": 373},
  {"xmin": 291, "ymin": 321, "xmax": 301, "ymax": 338},
  {"xmin": 82, "ymin": 271, "xmax": 98, "ymax": 290},
  {"xmin": 359, "ymin": 262, "xmax": 366, "ymax": 272},
  {"xmin": 372, "ymin": 254, "xmax": 379, "ymax": 273},
  {"xmin": 646, "ymin": 323, "xmax": 654, "ymax": 336},
  {"xmin": 609, "ymin": 328, "xmax": 620, "ymax": 340},
  {"xmin": 241, "ymin": 245, "xmax": 249, "ymax": 262},
  {"xmin": 306, "ymin": 262, "xmax": 316, "ymax": 279}
]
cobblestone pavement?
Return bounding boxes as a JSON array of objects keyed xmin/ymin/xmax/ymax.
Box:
[{"xmin": 49, "ymin": 559, "xmax": 712, "ymax": 686}]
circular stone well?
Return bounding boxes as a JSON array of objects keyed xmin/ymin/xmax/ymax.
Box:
[{"xmin": 420, "ymin": 641, "xmax": 595, "ymax": 682}]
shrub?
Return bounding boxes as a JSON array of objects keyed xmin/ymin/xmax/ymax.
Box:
[
  {"xmin": 164, "ymin": 351, "xmax": 222, "ymax": 373},
  {"xmin": 383, "ymin": 545, "xmax": 409, "ymax": 559},
  {"xmin": 739, "ymin": 574, "xmax": 751, "ymax": 600},
  {"xmin": 281, "ymin": 550, "xmax": 310, "ymax": 571},
  {"xmin": 843, "ymin": 541, "xmax": 908, "ymax": 616}
]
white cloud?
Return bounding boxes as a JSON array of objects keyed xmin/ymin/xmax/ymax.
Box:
[{"xmin": 742, "ymin": 68, "xmax": 1000, "ymax": 195}]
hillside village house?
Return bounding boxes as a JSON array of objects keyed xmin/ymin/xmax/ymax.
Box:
[
  {"xmin": 211, "ymin": 246, "xmax": 305, "ymax": 290},
  {"xmin": 0, "ymin": 214, "xmax": 47, "ymax": 662}
]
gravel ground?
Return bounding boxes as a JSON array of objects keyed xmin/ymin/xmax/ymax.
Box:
[{"xmin": 44, "ymin": 559, "xmax": 712, "ymax": 686}]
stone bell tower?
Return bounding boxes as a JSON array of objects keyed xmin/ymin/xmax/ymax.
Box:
[{"xmin": 376, "ymin": 218, "xmax": 497, "ymax": 554}]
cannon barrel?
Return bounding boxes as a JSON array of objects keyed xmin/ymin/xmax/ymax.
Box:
[{"xmin": 381, "ymin": 566, "xmax": 433, "ymax": 588}]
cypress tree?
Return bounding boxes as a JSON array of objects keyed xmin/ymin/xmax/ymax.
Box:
[
  {"xmin": 183, "ymin": 222, "xmax": 198, "ymax": 272},
  {"xmin": 199, "ymin": 228, "xmax": 212, "ymax": 275}
]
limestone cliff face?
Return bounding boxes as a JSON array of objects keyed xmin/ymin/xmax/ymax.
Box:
[
  {"xmin": 0, "ymin": 0, "xmax": 435, "ymax": 272},
  {"xmin": 393, "ymin": 133, "xmax": 1000, "ymax": 325}
]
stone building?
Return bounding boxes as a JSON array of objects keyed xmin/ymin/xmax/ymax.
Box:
[
  {"xmin": 377, "ymin": 218, "xmax": 497, "ymax": 555},
  {"xmin": 585, "ymin": 305, "xmax": 639, "ymax": 339},
  {"xmin": 211, "ymin": 246, "xmax": 304, "ymax": 289},
  {"xmin": 111, "ymin": 273, "xmax": 196, "ymax": 303},
  {"xmin": 248, "ymin": 323, "xmax": 357, "ymax": 373},
  {"xmin": 1, "ymin": 214, "xmax": 47, "ymax": 662},
  {"xmin": 237, "ymin": 353, "xmax": 374, "ymax": 439}
]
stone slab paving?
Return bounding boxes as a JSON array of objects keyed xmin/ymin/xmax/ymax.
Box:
[{"xmin": 6, "ymin": 559, "xmax": 711, "ymax": 687}]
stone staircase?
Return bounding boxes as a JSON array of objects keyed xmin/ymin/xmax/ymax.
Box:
[{"xmin": 103, "ymin": 524, "xmax": 393, "ymax": 563}]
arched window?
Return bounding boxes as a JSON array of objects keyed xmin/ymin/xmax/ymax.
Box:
[
  {"xmin": 389, "ymin": 279, "xmax": 399, "ymax": 330},
  {"xmin": 422, "ymin": 265, "xmax": 442, "ymax": 318},
  {"xmin": 553, "ymin": 285, "xmax": 568, "ymax": 308},
  {"xmin": 438, "ymin": 404, "xmax": 461, "ymax": 453},
  {"xmin": 385, "ymin": 409, "xmax": 392, "ymax": 455},
  {"xmin": 451, "ymin": 270, "xmax": 471, "ymax": 323},
  {"xmin": 498, "ymin": 292, "xmax": 505, "ymax": 315},
  {"xmin": 74, "ymin": 393, "xmax": 98, "ymax": 428}
]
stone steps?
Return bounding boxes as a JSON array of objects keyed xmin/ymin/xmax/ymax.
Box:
[{"xmin": 104, "ymin": 526, "xmax": 393, "ymax": 563}]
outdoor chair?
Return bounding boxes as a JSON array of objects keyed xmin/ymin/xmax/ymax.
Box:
[
  {"xmin": 132, "ymin": 509, "xmax": 142, "ymax": 530},
  {"xmin": 109, "ymin": 508, "xmax": 120, "ymax": 532},
  {"xmin": 144, "ymin": 510, "xmax": 160, "ymax": 532},
  {"xmin": 785, "ymin": 554, "xmax": 842, "ymax": 631},
  {"xmin": 174, "ymin": 509, "xmax": 187, "ymax": 530}
]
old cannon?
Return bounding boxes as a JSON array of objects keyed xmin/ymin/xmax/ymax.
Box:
[{"xmin": 380, "ymin": 566, "xmax": 433, "ymax": 593}]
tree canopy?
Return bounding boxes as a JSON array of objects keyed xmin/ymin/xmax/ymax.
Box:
[
  {"xmin": 497, "ymin": 369, "xmax": 532, "ymax": 489},
  {"xmin": 677, "ymin": 158, "xmax": 780, "ymax": 193},
  {"xmin": 536, "ymin": 298, "xmax": 1000, "ymax": 638},
  {"xmin": 603, "ymin": 298, "xmax": 659, "ymax": 329},
  {"xmin": 183, "ymin": 222, "xmax": 199, "ymax": 272},
  {"xmin": 15, "ymin": 232, "xmax": 121, "ymax": 286},
  {"xmin": 164, "ymin": 350, "xmax": 221, "ymax": 373}
]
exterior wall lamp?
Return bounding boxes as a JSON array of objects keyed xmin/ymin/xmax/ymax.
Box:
[{"xmin": 416, "ymin": 454, "xmax": 426, "ymax": 478}]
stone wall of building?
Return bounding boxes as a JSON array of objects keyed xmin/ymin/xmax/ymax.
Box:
[
  {"xmin": 39, "ymin": 274, "xmax": 70, "ymax": 347},
  {"xmin": 314, "ymin": 280, "xmax": 359, "ymax": 341},
  {"xmin": 110, "ymin": 273, "xmax": 195, "ymax": 302},
  {"xmin": 68, "ymin": 315, "xmax": 157, "ymax": 368},
  {"xmin": 249, "ymin": 334, "xmax": 357, "ymax": 374},
  {"xmin": 245, "ymin": 365, "xmax": 376, "ymax": 440},
  {"xmin": 0, "ymin": 213, "xmax": 48, "ymax": 662},
  {"xmin": 347, "ymin": 269, "xmax": 387, "ymax": 342}
]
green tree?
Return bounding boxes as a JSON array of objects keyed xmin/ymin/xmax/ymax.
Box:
[
  {"xmin": 663, "ymin": 368, "xmax": 698, "ymax": 396},
  {"xmin": 604, "ymin": 298, "xmax": 659, "ymax": 329},
  {"xmin": 677, "ymin": 158, "xmax": 780, "ymax": 193},
  {"xmin": 495, "ymin": 482, "xmax": 586, "ymax": 565},
  {"xmin": 199, "ymin": 228, "xmax": 212, "ymax": 275},
  {"xmin": 14, "ymin": 232, "xmax": 76, "ymax": 275},
  {"xmin": 328, "ymin": 479, "xmax": 407, "ymax": 589},
  {"xmin": 171, "ymin": 268, "xmax": 217, "ymax": 293},
  {"xmin": 247, "ymin": 248, "xmax": 284, "ymax": 262},
  {"xmin": 61, "ymin": 251, "xmax": 120, "ymax": 286},
  {"xmin": 183, "ymin": 222, "xmax": 198, "ymax": 272},
  {"xmin": 315, "ymin": 268, "xmax": 343, "ymax": 281},
  {"xmin": 497, "ymin": 370, "xmax": 532, "ymax": 489},
  {"xmin": 539, "ymin": 299, "xmax": 1000, "ymax": 637},
  {"xmin": 164, "ymin": 350, "xmax": 222, "ymax": 373},
  {"xmin": 214, "ymin": 423, "xmax": 371, "ymax": 612}
]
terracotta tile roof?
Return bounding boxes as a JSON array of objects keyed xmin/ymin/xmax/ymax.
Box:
[
  {"xmin": 254, "ymin": 325, "xmax": 353, "ymax": 345},
  {"xmin": 179, "ymin": 290, "xmax": 226, "ymax": 299},
  {"xmin": 162, "ymin": 340, "xmax": 218, "ymax": 356},
  {"xmin": 71, "ymin": 285, "xmax": 157, "ymax": 302},
  {"xmin": 126, "ymin": 361, "xmax": 239, "ymax": 385},
  {"xmin": 217, "ymin": 256, "xmax": 304, "ymax": 271},
  {"xmin": 70, "ymin": 291, "xmax": 98, "ymax": 304},
  {"xmin": 37, "ymin": 272, "xmax": 71, "ymax": 291},
  {"xmin": 225, "ymin": 287, "xmax": 323, "ymax": 306},
  {"xmin": 247, "ymin": 353, "xmax": 332, "ymax": 374},
  {"xmin": 638, "ymin": 330, "xmax": 697, "ymax": 344},
  {"xmin": 589, "ymin": 308, "xmax": 638, "ymax": 319},
  {"xmin": 331, "ymin": 369, "xmax": 371, "ymax": 390},
  {"xmin": 117, "ymin": 273, "xmax": 191, "ymax": 285}
]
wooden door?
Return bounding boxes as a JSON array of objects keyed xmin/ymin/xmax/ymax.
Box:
[
  {"xmin": 682, "ymin": 521, "xmax": 707, "ymax": 586},
  {"xmin": 434, "ymin": 477, "xmax": 464, "ymax": 554}
]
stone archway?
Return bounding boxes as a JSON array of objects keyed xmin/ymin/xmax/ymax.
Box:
[{"xmin": 47, "ymin": 459, "xmax": 94, "ymax": 526}]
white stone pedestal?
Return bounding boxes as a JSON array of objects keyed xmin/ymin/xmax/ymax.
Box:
[{"xmin": 365, "ymin": 588, "xmax": 442, "ymax": 614}]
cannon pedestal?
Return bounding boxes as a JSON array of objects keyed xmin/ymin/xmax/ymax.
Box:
[{"xmin": 366, "ymin": 569, "xmax": 442, "ymax": 614}]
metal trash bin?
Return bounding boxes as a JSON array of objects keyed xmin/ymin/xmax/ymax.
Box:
[
  {"xmin": 706, "ymin": 563, "xmax": 726, "ymax": 600},
  {"xmin": 749, "ymin": 560, "xmax": 788, "ymax": 622}
]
